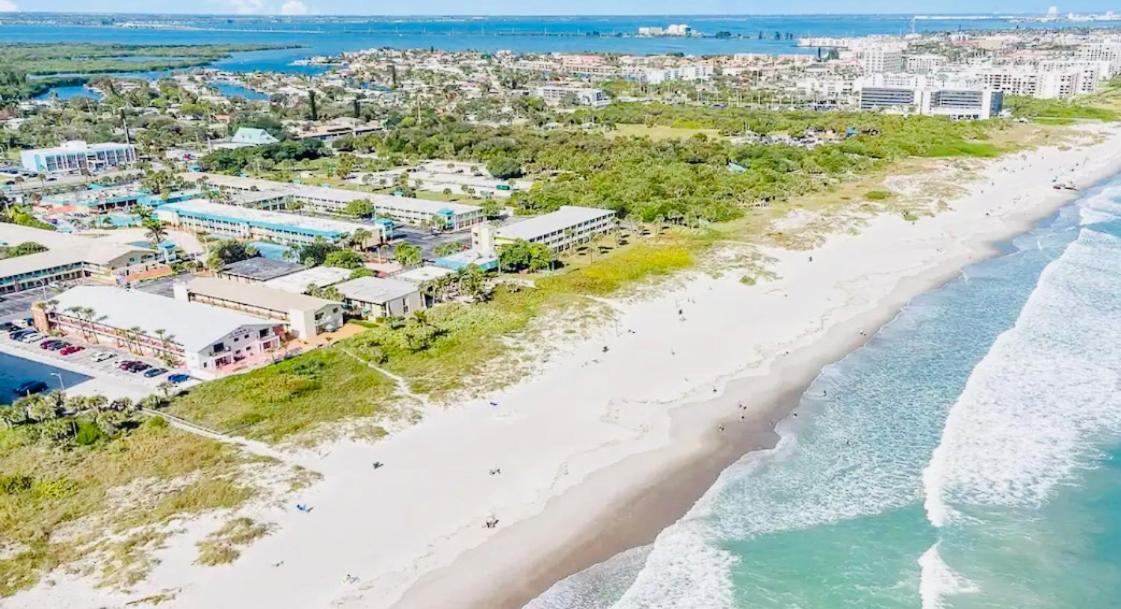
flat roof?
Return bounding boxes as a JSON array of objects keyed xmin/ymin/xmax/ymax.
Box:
[
  {"xmin": 219, "ymin": 257, "xmax": 305, "ymax": 281},
  {"xmin": 186, "ymin": 276, "xmax": 339, "ymax": 313},
  {"xmin": 180, "ymin": 172, "xmax": 282, "ymax": 191},
  {"xmin": 335, "ymin": 276, "xmax": 419, "ymax": 304},
  {"xmin": 265, "ymin": 266, "xmax": 353, "ymax": 294},
  {"xmin": 26, "ymin": 141, "xmax": 133, "ymax": 155},
  {"xmin": 160, "ymin": 199, "xmax": 378, "ymax": 239},
  {"xmin": 181, "ymin": 172, "xmax": 481, "ymax": 216},
  {"xmin": 496, "ymin": 206, "xmax": 615, "ymax": 241},
  {"xmin": 363, "ymin": 192, "xmax": 482, "ymax": 216},
  {"xmin": 0, "ymin": 223, "xmax": 89, "ymax": 250},
  {"xmin": 52, "ymin": 285, "xmax": 275, "ymax": 353},
  {"xmin": 0, "ymin": 225, "xmax": 153, "ymax": 279},
  {"xmin": 395, "ymin": 265, "xmax": 454, "ymax": 284}
]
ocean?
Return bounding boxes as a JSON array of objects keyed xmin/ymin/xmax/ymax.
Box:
[
  {"xmin": 5, "ymin": 15, "xmax": 1121, "ymax": 75},
  {"xmin": 524, "ymin": 177, "xmax": 1121, "ymax": 608}
]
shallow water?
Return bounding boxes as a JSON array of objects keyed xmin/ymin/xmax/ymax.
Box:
[{"xmin": 526, "ymin": 176, "xmax": 1121, "ymax": 608}]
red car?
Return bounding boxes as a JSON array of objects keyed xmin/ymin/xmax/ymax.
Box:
[{"xmin": 59, "ymin": 345, "xmax": 85, "ymax": 356}]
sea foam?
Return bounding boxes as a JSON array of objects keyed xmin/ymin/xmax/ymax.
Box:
[{"xmin": 922, "ymin": 226, "xmax": 1121, "ymax": 530}]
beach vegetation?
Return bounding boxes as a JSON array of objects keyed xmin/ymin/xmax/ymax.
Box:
[
  {"xmin": 195, "ymin": 517, "xmax": 272, "ymax": 566},
  {"xmin": 0, "ymin": 411, "xmax": 254, "ymax": 596},
  {"xmin": 165, "ymin": 348, "xmax": 397, "ymax": 442},
  {"xmin": 1004, "ymin": 95, "xmax": 1120, "ymax": 122}
]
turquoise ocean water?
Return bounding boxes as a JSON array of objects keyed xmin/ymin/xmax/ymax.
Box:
[
  {"xmin": 525, "ymin": 177, "xmax": 1121, "ymax": 609},
  {"xmin": 7, "ymin": 15, "xmax": 1121, "ymax": 75}
]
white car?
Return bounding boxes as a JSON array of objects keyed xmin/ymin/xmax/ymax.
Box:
[
  {"xmin": 17, "ymin": 332, "xmax": 43, "ymax": 343},
  {"xmin": 91, "ymin": 351, "xmax": 116, "ymax": 363}
]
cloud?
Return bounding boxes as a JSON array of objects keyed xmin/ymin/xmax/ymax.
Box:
[
  {"xmin": 278, "ymin": 0, "xmax": 309, "ymax": 14},
  {"xmin": 0, "ymin": 0, "xmax": 19, "ymax": 11},
  {"xmin": 224, "ymin": 0, "xmax": 265, "ymax": 14}
]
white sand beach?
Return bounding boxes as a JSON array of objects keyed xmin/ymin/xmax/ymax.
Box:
[{"xmin": 13, "ymin": 123, "xmax": 1121, "ymax": 609}]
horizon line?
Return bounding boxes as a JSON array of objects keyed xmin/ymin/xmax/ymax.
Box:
[{"xmin": 2, "ymin": 10, "xmax": 1066, "ymax": 18}]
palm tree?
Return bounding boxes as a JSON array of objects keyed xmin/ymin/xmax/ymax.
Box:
[
  {"xmin": 349, "ymin": 228, "xmax": 372, "ymax": 250},
  {"xmin": 0, "ymin": 404, "xmax": 26, "ymax": 429},
  {"xmin": 66, "ymin": 306, "xmax": 94, "ymax": 341},
  {"xmin": 126, "ymin": 326, "xmax": 144, "ymax": 354}
]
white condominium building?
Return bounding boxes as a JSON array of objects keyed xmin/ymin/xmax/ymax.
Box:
[
  {"xmin": 473, "ymin": 205, "xmax": 617, "ymax": 254},
  {"xmin": 534, "ymin": 86, "xmax": 611, "ymax": 108},
  {"xmin": 859, "ymin": 45, "xmax": 905, "ymax": 74},
  {"xmin": 20, "ymin": 141, "xmax": 138, "ymax": 175}
]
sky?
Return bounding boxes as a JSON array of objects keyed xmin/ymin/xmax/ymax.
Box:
[{"xmin": 0, "ymin": 1, "xmax": 1117, "ymax": 17}]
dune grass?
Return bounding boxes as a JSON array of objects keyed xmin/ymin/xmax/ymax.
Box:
[
  {"xmin": 341, "ymin": 231, "xmax": 703, "ymax": 397},
  {"xmin": 0, "ymin": 417, "xmax": 254, "ymax": 597},
  {"xmin": 166, "ymin": 348, "xmax": 398, "ymax": 443},
  {"xmin": 195, "ymin": 517, "xmax": 272, "ymax": 566}
]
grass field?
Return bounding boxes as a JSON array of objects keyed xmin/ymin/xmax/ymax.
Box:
[{"xmin": 0, "ymin": 417, "xmax": 257, "ymax": 596}]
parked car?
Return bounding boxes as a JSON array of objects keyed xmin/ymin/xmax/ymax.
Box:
[
  {"xmin": 167, "ymin": 373, "xmax": 193, "ymax": 384},
  {"xmin": 9, "ymin": 329, "xmax": 34, "ymax": 340},
  {"xmin": 0, "ymin": 322, "xmax": 18, "ymax": 333},
  {"xmin": 60, "ymin": 345, "xmax": 85, "ymax": 356},
  {"xmin": 39, "ymin": 339, "xmax": 66, "ymax": 350},
  {"xmin": 17, "ymin": 332, "xmax": 43, "ymax": 343},
  {"xmin": 117, "ymin": 360, "xmax": 140, "ymax": 370},
  {"xmin": 143, "ymin": 367, "xmax": 168, "ymax": 378},
  {"xmin": 13, "ymin": 380, "xmax": 48, "ymax": 396},
  {"xmin": 124, "ymin": 362, "xmax": 151, "ymax": 373},
  {"xmin": 91, "ymin": 351, "xmax": 116, "ymax": 363}
]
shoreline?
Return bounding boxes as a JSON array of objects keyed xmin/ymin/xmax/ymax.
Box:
[
  {"xmin": 10, "ymin": 124, "xmax": 1121, "ymax": 609},
  {"xmin": 391, "ymin": 125, "xmax": 1121, "ymax": 609}
]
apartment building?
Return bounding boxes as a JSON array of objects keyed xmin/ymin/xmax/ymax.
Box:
[
  {"xmin": 175, "ymin": 276, "xmax": 343, "ymax": 339},
  {"xmin": 533, "ymin": 86, "xmax": 611, "ymax": 108},
  {"xmin": 156, "ymin": 199, "xmax": 386, "ymax": 248},
  {"xmin": 180, "ymin": 173, "xmax": 484, "ymax": 230},
  {"xmin": 859, "ymin": 46, "xmax": 905, "ymax": 74},
  {"xmin": 859, "ymin": 85, "xmax": 1002, "ymax": 119},
  {"xmin": 474, "ymin": 206, "xmax": 617, "ymax": 254},
  {"xmin": 0, "ymin": 224, "xmax": 160, "ymax": 295}
]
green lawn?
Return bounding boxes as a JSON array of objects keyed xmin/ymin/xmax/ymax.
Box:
[{"xmin": 166, "ymin": 347, "xmax": 398, "ymax": 443}]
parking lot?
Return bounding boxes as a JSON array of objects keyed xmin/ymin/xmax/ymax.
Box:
[
  {"xmin": 0, "ymin": 325, "xmax": 197, "ymax": 402},
  {"xmin": 0, "ymin": 285, "xmax": 67, "ymax": 323},
  {"xmin": 392, "ymin": 226, "xmax": 471, "ymax": 260}
]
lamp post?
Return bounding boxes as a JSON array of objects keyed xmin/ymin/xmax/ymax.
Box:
[{"xmin": 50, "ymin": 372, "xmax": 65, "ymax": 392}]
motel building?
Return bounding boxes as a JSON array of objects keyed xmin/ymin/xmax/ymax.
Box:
[
  {"xmin": 174, "ymin": 276, "xmax": 343, "ymax": 340},
  {"xmin": 179, "ymin": 172, "xmax": 485, "ymax": 232},
  {"xmin": 39, "ymin": 286, "xmax": 283, "ymax": 378},
  {"xmin": 0, "ymin": 224, "xmax": 163, "ymax": 295},
  {"xmin": 156, "ymin": 199, "xmax": 385, "ymax": 249},
  {"xmin": 472, "ymin": 205, "xmax": 618, "ymax": 254}
]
